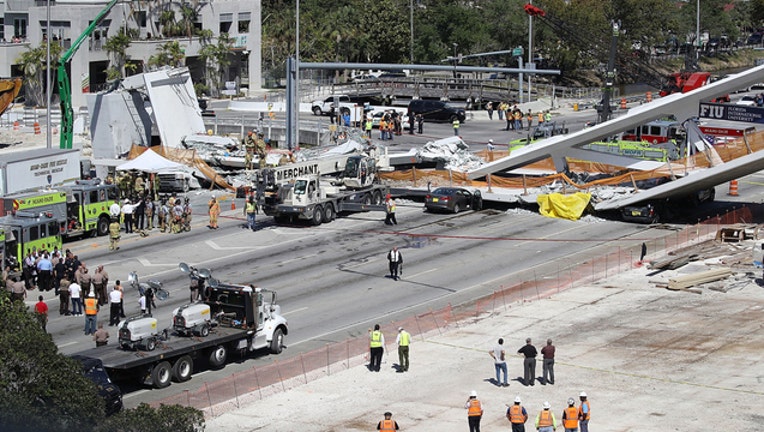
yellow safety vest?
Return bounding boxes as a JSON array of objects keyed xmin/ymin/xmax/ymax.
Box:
[
  {"xmin": 370, "ymin": 330, "xmax": 383, "ymax": 348},
  {"xmin": 246, "ymin": 202, "xmax": 257, "ymax": 214},
  {"xmin": 399, "ymin": 331, "xmax": 410, "ymax": 346}
]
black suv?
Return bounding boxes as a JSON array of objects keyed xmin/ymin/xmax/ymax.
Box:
[{"xmin": 408, "ymin": 99, "xmax": 466, "ymax": 123}]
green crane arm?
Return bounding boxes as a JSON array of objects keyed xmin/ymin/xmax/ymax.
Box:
[{"xmin": 58, "ymin": 0, "xmax": 120, "ymax": 149}]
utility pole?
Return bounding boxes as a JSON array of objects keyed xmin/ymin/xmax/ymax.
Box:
[{"xmin": 599, "ymin": 20, "xmax": 620, "ymax": 124}]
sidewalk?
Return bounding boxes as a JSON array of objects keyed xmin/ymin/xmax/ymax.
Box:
[{"xmin": 207, "ymin": 264, "xmax": 764, "ymax": 431}]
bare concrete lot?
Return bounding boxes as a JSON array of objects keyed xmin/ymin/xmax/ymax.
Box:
[{"xmin": 208, "ymin": 264, "xmax": 764, "ymax": 432}]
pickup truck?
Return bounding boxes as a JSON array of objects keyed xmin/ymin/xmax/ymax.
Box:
[{"xmin": 311, "ymin": 95, "xmax": 352, "ymax": 116}]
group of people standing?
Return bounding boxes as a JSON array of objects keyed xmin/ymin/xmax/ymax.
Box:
[
  {"xmin": 485, "ymin": 101, "xmax": 552, "ymax": 132},
  {"xmin": 466, "ymin": 391, "xmax": 591, "ymax": 432},
  {"xmin": 109, "ymin": 193, "xmax": 194, "ymax": 240},
  {"xmin": 491, "ymin": 337, "xmax": 557, "ymax": 387}
]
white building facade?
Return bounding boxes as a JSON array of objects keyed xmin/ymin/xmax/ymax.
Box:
[{"xmin": 0, "ymin": 0, "xmax": 262, "ymax": 108}]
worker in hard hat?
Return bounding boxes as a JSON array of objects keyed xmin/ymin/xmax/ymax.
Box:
[
  {"xmin": 244, "ymin": 130, "xmax": 256, "ymax": 170},
  {"xmin": 208, "ymin": 195, "xmax": 221, "ymax": 230},
  {"xmin": 562, "ymin": 398, "xmax": 578, "ymax": 432},
  {"xmin": 506, "ymin": 395, "xmax": 528, "ymax": 432},
  {"xmin": 376, "ymin": 411, "xmax": 399, "ymax": 431},
  {"xmin": 578, "ymin": 392, "xmax": 590, "ymax": 432},
  {"xmin": 487, "ymin": 139, "xmax": 495, "ymax": 152},
  {"xmin": 464, "ymin": 390, "xmax": 483, "ymax": 432},
  {"xmin": 535, "ymin": 401, "xmax": 557, "ymax": 432}
]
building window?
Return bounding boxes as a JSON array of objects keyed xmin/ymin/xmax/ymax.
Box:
[
  {"xmin": 238, "ymin": 12, "xmax": 250, "ymax": 33},
  {"xmin": 137, "ymin": 11, "xmax": 147, "ymax": 27},
  {"xmin": 0, "ymin": 18, "xmax": 5, "ymax": 42},
  {"xmin": 14, "ymin": 18, "xmax": 27, "ymax": 39},
  {"xmin": 220, "ymin": 13, "xmax": 232, "ymax": 33}
]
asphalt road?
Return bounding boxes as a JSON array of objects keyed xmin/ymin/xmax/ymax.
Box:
[{"xmin": 40, "ymin": 101, "xmax": 764, "ymax": 408}]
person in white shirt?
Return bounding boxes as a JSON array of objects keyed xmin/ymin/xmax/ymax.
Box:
[
  {"xmin": 121, "ymin": 200, "xmax": 134, "ymax": 233},
  {"xmin": 138, "ymin": 293, "xmax": 147, "ymax": 315},
  {"xmin": 109, "ymin": 202, "xmax": 121, "ymax": 218},
  {"xmin": 69, "ymin": 281, "xmax": 82, "ymax": 315},
  {"xmin": 108, "ymin": 284, "xmax": 123, "ymax": 326}
]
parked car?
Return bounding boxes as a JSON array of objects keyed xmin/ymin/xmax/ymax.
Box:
[
  {"xmin": 71, "ymin": 355, "xmax": 123, "ymax": 416},
  {"xmin": 424, "ymin": 187, "xmax": 482, "ymax": 213},
  {"xmin": 747, "ymin": 33, "xmax": 762, "ymax": 46},
  {"xmin": 735, "ymin": 95, "xmax": 757, "ymax": 106},
  {"xmin": 408, "ymin": 99, "xmax": 466, "ymax": 123},
  {"xmin": 311, "ymin": 95, "xmax": 351, "ymax": 116},
  {"xmin": 621, "ymin": 188, "xmax": 715, "ymax": 224}
]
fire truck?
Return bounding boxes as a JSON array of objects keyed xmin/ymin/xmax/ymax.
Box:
[{"xmin": 0, "ymin": 180, "xmax": 118, "ymax": 239}]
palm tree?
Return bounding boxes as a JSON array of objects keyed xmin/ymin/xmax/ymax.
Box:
[
  {"xmin": 16, "ymin": 43, "xmax": 62, "ymax": 107},
  {"xmin": 104, "ymin": 31, "xmax": 132, "ymax": 80}
]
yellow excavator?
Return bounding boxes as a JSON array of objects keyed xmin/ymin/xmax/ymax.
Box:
[{"xmin": 0, "ymin": 77, "xmax": 22, "ymax": 117}]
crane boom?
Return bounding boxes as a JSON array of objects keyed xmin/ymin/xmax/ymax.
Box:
[{"xmin": 58, "ymin": 0, "xmax": 120, "ymax": 149}]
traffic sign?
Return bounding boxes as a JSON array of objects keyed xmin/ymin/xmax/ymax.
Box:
[{"xmin": 512, "ymin": 47, "xmax": 524, "ymax": 57}]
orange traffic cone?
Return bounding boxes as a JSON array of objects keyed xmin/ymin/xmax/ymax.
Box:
[
  {"xmin": 13, "ymin": 121, "xmax": 19, "ymax": 131},
  {"xmin": 620, "ymin": 98, "xmax": 627, "ymax": 109},
  {"xmin": 33, "ymin": 122, "xmax": 41, "ymax": 134},
  {"xmin": 231, "ymin": 199, "xmax": 236, "ymax": 210},
  {"xmin": 728, "ymin": 180, "xmax": 739, "ymax": 196}
]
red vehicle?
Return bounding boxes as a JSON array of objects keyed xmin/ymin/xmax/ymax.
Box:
[
  {"xmin": 622, "ymin": 120, "xmax": 684, "ymax": 144},
  {"xmin": 659, "ymin": 72, "xmax": 730, "ymax": 102}
]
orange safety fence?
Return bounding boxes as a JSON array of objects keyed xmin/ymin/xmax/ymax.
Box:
[
  {"xmin": 151, "ymin": 205, "xmax": 756, "ymax": 418},
  {"xmin": 127, "ymin": 145, "xmax": 234, "ymax": 190}
]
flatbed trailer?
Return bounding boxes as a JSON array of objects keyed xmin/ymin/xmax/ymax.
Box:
[
  {"xmin": 74, "ymin": 324, "xmax": 266, "ymax": 387},
  {"xmin": 72, "ymin": 275, "xmax": 288, "ymax": 389}
]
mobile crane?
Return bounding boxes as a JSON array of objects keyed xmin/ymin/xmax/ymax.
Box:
[{"xmin": 58, "ymin": 0, "xmax": 119, "ymax": 150}]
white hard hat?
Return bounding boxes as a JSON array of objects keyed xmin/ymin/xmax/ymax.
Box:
[
  {"xmin": 470, "ymin": 390, "xmax": 477, "ymax": 397},
  {"xmin": 542, "ymin": 401, "xmax": 551, "ymax": 409},
  {"xmin": 488, "ymin": 139, "xmax": 494, "ymax": 143},
  {"xmin": 568, "ymin": 398, "xmax": 575, "ymax": 406},
  {"xmin": 579, "ymin": 391, "xmax": 587, "ymax": 398},
  {"xmin": 514, "ymin": 396, "xmax": 522, "ymax": 403}
]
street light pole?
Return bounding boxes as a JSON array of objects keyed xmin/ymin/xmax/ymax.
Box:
[
  {"xmin": 46, "ymin": 0, "xmax": 51, "ymax": 149},
  {"xmin": 452, "ymin": 42, "xmax": 458, "ymax": 78}
]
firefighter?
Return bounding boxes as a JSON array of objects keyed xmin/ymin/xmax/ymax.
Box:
[
  {"xmin": 256, "ymin": 132, "xmax": 267, "ymax": 168},
  {"xmin": 208, "ymin": 196, "xmax": 221, "ymax": 229},
  {"xmin": 244, "ymin": 131, "xmax": 256, "ymax": 170},
  {"xmin": 158, "ymin": 200, "xmax": 169, "ymax": 233},
  {"xmin": 134, "ymin": 173, "xmax": 145, "ymax": 198},
  {"xmin": 108, "ymin": 217, "xmax": 121, "ymax": 251}
]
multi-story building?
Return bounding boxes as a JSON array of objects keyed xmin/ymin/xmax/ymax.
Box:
[{"xmin": 0, "ymin": 0, "xmax": 261, "ymax": 108}]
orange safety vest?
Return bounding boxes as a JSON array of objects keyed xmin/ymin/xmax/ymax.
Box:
[
  {"xmin": 579, "ymin": 401, "xmax": 591, "ymax": 420},
  {"xmin": 538, "ymin": 410, "xmax": 553, "ymax": 427},
  {"xmin": 509, "ymin": 405, "xmax": 526, "ymax": 423},
  {"xmin": 84, "ymin": 298, "xmax": 98, "ymax": 315},
  {"xmin": 467, "ymin": 399, "xmax": 482, "ymax": 417},
  {"xmin": 378, "ymin": 419, "xmax": 396, "ymax": 431},
  {"xmin": 538, "ymin": 112, "xmax": 545, "ymax": 123},
  {"xmin": 563, "ymin": 406, "xmax": 579, "ymax": 429}
]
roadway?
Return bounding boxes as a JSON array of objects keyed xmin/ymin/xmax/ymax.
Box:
[
  {"xmin": 40, "ymin": 97, "xmax": 764, "ymax": 408},
  {"xmin": 45, "ymin": 192, "xmax": 679, "ymax": 408}
]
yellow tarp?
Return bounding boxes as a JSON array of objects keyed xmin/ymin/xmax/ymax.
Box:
[{"xmin": 537, "ymin": 192, "xmax": 591, "ymax": 221}]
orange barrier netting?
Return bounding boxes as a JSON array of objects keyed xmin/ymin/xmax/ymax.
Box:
[
  {"xmin": 151, "ymin": 206, "xmax": 756, "ymax": 417},
  {"xmin": 380, "ymin": 130, "xmax": 764, "ymax": 191},
  {"xmin": 127, "ymin": 145, "xmax": 234, "ymax": 190}
]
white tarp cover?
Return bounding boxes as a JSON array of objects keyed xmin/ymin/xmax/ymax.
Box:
[{"xmin": 117, "ymin": 149, "xmax": 188, "ymax": 173}]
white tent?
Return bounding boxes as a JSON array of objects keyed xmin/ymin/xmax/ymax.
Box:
[{"xmin": 116, "ymin": 149, "xmax": 188, "ymax": 173}]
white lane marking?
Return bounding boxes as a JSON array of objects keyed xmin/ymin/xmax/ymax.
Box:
[
  {"xmin": 406, "ymin": 268, "xmax": 437, "ymax": 279},
  {"xmin": 137, "ymin": 258, "xmax": 177, "ymax": 267},
  {"xmin": 270, "ymin": 228, "xmax": 305, "ymax": 235},
  {"xmin": 58, "ymin": 341, "xmax": 79, "ymax": 348},
  {"xmin": 205, "ymin": 240, "xmax": 261, "ymax": 251},
  {"xmin": 282, "ymin": 307, "xmax": 308, "ymax": 316}
]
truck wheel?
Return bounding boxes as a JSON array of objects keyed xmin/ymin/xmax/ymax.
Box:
[
  {"xmin": 312, "ymin": 106, "xmax": 322, "ymax": 116},
  {"xmin": 322, "ymin": 204, "xmax": 335, "ymax": 223},
  {"xmin": 312, "ymin": 206, "xmax": 323, "ymax": 226},
  {"xmin": 372, "ymin": 190, "xmax": 383, "ymax": 205},
  {"xmin": 362, "ymin": 194, "xmax": 372, "ymax": 205},
  {"xmin": 197, "ymin": 324, "xmax": 210, "ymax": 337},
  {"xmin": 97, "ymin": 216, "xmax": 109, "ymax": 237},
  {"xmin": 172, "ymin": 355, "xmax": 194, "ymax": 382},
  {"xmin": 269, "ymin": 328, "xmax": 284, "ymax": 354},
  {"xmin": 145, "ymin": 337, "xmax": 157, "ymax": 351},
  {"xmin": 151, "ymin": 361, "xmax": 172, "ymax": 389},
  {"xmin": 274, "ymin": 215, "xmax": 288, "ymax": 225},
  {"xmin": 208, "ymin": 345, "xmax": 228, "ymax": 369}
]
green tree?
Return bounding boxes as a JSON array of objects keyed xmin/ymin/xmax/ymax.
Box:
[
  {"xmin": 0, "ymin": 295, "xmax": 104, "ymax": 432},
  {"xmin": 16, "ymin": 42, "xmax": 62, "ymax": 107},
  {"xmin": 104, "ymin": 31, "xmax": 132, "ymax": 80},
  {"xmin": 148, "ymin": 40, "xmax": 186, "ymax": 69},
  {"xmin": 199, "ymin": 33, "xmax": 233, "ymax": 97}
]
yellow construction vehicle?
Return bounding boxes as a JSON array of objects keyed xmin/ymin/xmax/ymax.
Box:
[{"xmin": 0, "ymin": 78, "xmax": 22, "ymax": 117}]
